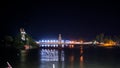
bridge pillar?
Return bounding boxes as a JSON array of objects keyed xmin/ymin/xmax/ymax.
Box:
[
  {"xmin": 58, "ymin": 34, "xmax": 62, "ymax": 48},
  {"xmin": 58, "ymin": 34, "xmax": 62, "ymax": 44}
]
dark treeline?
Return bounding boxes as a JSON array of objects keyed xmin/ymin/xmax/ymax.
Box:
[
  {"xmin": 95, "ymin": 33, "xmax": 120, "ymax": 44},
  {"xmin": 0, "ymin": 33, "xmax": 38, "ymax": 50}
]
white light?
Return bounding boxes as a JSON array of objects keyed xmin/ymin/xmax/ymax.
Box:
[
  {"xmin": 48, "ymin": 40, "xmax": 49, "ymax": 42},
  {"xmin": 54, "ymin": 45, "xmax": 56, "ymax": 47},
  {"xmin": 45, "ymin": 45, "xmax": 47, "ymax": 47},
  {"xmin": 21, "ymin": 32, "xmax": 26, "ymax": 34},
  {"xmin": 42, "ymin": 45, "xmax": 44, "ymax": 47},
  {"xmin": 62, "ymin": 40, "xmax": 64, "ymax": 43},
  {"xmin": 42, "ymin": 40, "xmax": 44, "ymax": 42},
  {"xmin": 62, "ymin": 44, "xmax": 64, "ymax": 47},
  {"xmin": 66, "ymin": 40, "xmax": 70, "ymax": 43},
  {"xmin": 56, "ymin": 45, "xmax": 58, "ymax": 47},
  {"xmin": 48, "ymin": 45, "xmax": 50, "ymax": 47}
]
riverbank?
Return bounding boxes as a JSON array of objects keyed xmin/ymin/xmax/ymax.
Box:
[{"xmin": 0, "ymin": 45, "xmax": 20, "ymax": 68}]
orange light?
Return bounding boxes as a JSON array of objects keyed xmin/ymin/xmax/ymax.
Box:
[
  {"xmin": 102, "ymin": 43, "xmax": 116, "ymax": 47},
  {"xmin": 101, "ymin": 40, "xmax": 116, "ymax": 47},
  {"xmin": 71, "ymin": 45, "xmax": 74, "ymax": 48},
  {"xmin": 70, "ymin": 55, "xmax": 74, "ymax": 62},
  {"xmin": 80, "ymin": 40, "xmax": 83, "ymax": 43},
  {"xmin": 69, "ymin": 45, "xmax": 74, "ymax": 48},
  {"xmin": 80, "ymin": 56, "xmax": 83, "ymax": 62},
  {"xmin": 80, "ymin": 49, "xmax": 83, "ymax": 54},
  {"xmin": 80, "ymin": 56, "xmax": 84, "ymax": 68}
]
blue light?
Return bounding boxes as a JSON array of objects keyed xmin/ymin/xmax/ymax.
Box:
[
  {"xmin": 48, "ymin": 40, "xmax": 49, "ymax": 42},
  {"xmin": 62, "ymin": 40, "xmax": 64, "ymax": 43},
  {"xmin": 56, "ymin": 45, "xmax": 58, "ymax": 47},
  {"xmin": 45, "ymin": 40, "xmax": 47, "ymax": 42},
  {"xmin": 56, "ymin": 40, "xmax": 58, "ymax": 42},
  {"xmin": 51, "ymin": 44, "xmax": 53, "ymax": 47},
  {"xmin": 39, "ymin": 40, "xmax": 41, "ymax": 42},
  {"xmin": 42, "ymin": 45, "xmax": 44, "ymax": 47},
  {"xmin": 45, "ymin": 45, "xmax": 47, "ymax": 47},
  {"xmin": 50, "ymin": 40, "xmax": 52, "ymax": 42}
]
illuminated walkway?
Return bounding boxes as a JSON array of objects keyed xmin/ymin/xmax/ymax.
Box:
[
  {"xmin": 36, "ymin": 40, "xmax": 97, "ymax": 45},
  {"xmin": 36, "ymin": 34, "xmax": 99, "ymax": 47},
  {"xmin": 36, "ymin": 40, "xmax": 99, "ymax": 48}
]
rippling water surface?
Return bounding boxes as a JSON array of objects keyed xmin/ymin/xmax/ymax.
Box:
[{"xmin": 2, "ymin": 45, "xmax": 120, "ymax": 68}]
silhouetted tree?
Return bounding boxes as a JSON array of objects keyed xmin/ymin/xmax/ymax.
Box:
[
  {"xmin": 3, "ymin": 35, "xmax": 13, "ymax": 47},
  {"xmin": 13, "ymin": 34, "xmax": 25, "ymax": 49},
  {"xmin": 13, "ymin": 33, "xmax": 38, "ymax": 50},
  {"xmin": 113, "ymin": 35, "xmax": 120, "ymax": 44},
  {"xmin": 96, "ymin": 33, "xmax": 104, "ymax": 43}
]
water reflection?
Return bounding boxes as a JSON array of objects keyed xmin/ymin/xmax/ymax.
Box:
[
  {"xmin": 69, "ymin": 55, "xmax": 74, "ymax": 68},
  {"xmin": 80, "ymin": 46, "xmax": 84, "ymax": 68},
  {"xmin": 18, "ymin": 51, "xmax": 28, "ymax": 68},
  {"xmin": 39, "ymin": 49, "xmax": 64, "ymax": 68},
  {"xmin": 80, "ymin": 56, "xmax": 84, "ymax": 68},
  {"xmin": 80, "ymin": 46, "xmax": 83, "ymax": 54},
  {"xmin": 20, "ymin": 51, "xmax": 28, "ymax": 62},
  {"xmin": 13, "ymin": 45, "xmax": 120, "ymax": 68},
  {"xmin": 40, "ymin": 49, "xmax": 64, "ymax": 61}
]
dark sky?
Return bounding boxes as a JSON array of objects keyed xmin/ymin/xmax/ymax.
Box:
[{"xmin": 0, "ymin": 0, "xmax": 120, "ymax": 40}]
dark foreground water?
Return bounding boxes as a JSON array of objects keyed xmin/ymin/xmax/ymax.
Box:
[{"xmin": 1, "ymin": 45, "xmax": 120, "ymax": 68}]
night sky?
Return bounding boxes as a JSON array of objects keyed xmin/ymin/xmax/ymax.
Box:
[{"xmin": 0, "ymin": 0, "xmax": 120, "ymax": 41}]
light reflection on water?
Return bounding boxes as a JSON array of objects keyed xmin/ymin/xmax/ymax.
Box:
[
  {"xmin": 39, "ymin": 49, "xmax": 65, "ymax": 68},
  {"xmin": 39, "ymin": 44, "xmax": 84, "ymax": 68},
  {"xmin": 80, "ymin": 56, "xmax": 84, "ymax": 68},
  {"xmin": 13, "ymin": 45, "xmax": 120, "ymax": 68},
  {"xmin": 40, "ymin": 49, "xmax": 64, "ymax": 61}
]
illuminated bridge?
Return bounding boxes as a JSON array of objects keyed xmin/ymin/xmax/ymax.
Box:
[
  {"xmin": 36, "ymin": 34, "xmax": 99, "ymax": 48},
  {"xmin": 36, "ymin": 40, "xmax": 98, "ymax": 48},
  {"xmin": 37, "ymin": 40, "xmax": 86, "ymax": 45}
]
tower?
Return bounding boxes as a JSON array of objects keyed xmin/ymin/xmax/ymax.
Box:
[
  {"xmin": 20, "ymin": 28, "xmax": 26, "ymax": 41},
  {"xmin": 20, "ymin": 28, "xmax": 30, "ymax": 49},
  {"xmin": 58, "ymin": 34, "xmax": 62, "ymax": 44}
]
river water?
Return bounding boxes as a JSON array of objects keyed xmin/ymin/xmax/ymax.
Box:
[{"xmin": 1, "ymin": 45, "xmax": 120, "ymax": 68}]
